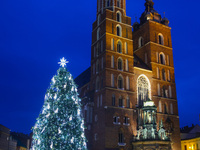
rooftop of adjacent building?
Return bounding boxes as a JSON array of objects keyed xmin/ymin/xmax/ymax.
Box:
[{"xmin": 180, "ymin": 124, "xmax": 200, "ymax": 140}]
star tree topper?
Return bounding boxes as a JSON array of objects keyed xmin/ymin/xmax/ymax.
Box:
[{"xmin": 58, "ymin": 57, "xmax": 69, "ymax": 67}]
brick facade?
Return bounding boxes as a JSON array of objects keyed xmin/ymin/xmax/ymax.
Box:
[{"xmin": 75, "ymin": 0, "xmax": 181, "ymax": 149}]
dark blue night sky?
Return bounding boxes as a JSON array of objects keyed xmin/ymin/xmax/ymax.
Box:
[{"xmin": 0, "ymin": 0, "xmax": 200, "ymax": 134}]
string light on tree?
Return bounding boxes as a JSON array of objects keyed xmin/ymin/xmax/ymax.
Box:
[{"xmin": 31, "ymin": 58, "xmax": 87, "ymax": 150}]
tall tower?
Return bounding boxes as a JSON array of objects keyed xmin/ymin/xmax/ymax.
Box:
[
  {"xmin": 132, "ymin": 0, "xmax": 181, "ymax": 149},
  {"xmin": 90, "ymin": 0, "xmax": 134, "ymax": 149},
  {"xmin": 75, "ymin": 0, "xmax": 181, "ymax": 150}
]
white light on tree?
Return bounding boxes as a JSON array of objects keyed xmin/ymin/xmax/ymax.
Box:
[{"xmin": 31, "ymin": 58, "xmax": 87, "ymax": 150}]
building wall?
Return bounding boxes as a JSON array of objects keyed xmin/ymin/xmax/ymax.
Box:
[{"xmin": 181, "ymin": 137, "xmax": 200, "ymax": 150}]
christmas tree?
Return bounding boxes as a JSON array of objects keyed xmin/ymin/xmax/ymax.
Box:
[{"xmin": 31, "ymin": 58, "xmax": 87, "ymax": 150}]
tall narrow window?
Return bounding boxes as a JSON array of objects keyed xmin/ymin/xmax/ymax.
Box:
[
  {"xmin": 96, "ymin": 60, "xmax": 99, "ymax": 74},
  {"xmin": 157, "ymin": 67, "xmax": 160, "ymax": 78},
  {"xmin": 100, "ymin": 94, "xmax": 102, "ymax": 106},
  {"xmin": 117, "ymin": 25, "xmax": 122, "ymax": 36},
  {"xmin": 117, "ymin": 0, "xmax": 120, "ymax": 7},
  {"xmin": 169, "ymin": 85, "xmax": 172, "ymax": 98},
  {"xmin": 160, "ymin": 53, "xmax": 165, "ymax": 65},
  {"xmin": 138, "ymin": 37, "xmax": 144, "ymax": 48},
  {"xmin": 111, "ymin": 55, "xmax": 114, "ymax": 68},
  {"xmin": 137, "ymin": 75, "xmax": 150, "ymax": 106},
  {"xmin": 101, "ymin": 40, "xmax": 103, "ymax": 52},
  {"xmin": 97, "ymin": 14, "xmax": 101, "ymax": 25},
  {"xmin": 106, "ymin": 0, "xmax": 110, "ymax": 7},
  {"xmin": 159, "ymin": 101, "xmax": 162, "ymax": 112},
  {"xmin": 97, "ymin": 96, "xmax": 99, "ymax": 108},
  {"xmin": 111, "ymin": 74, "xmax": 114, "ymax": 87},
  {"xmin": 118, "ymin": 58, "xmax": 123, "ymax": 70},
  {"xmin": 157, "ymin": 83, "xmax": 160, "ymax": 96},
  {"xmin": 125, "ymin": 59, "xmax": 129, "ymax": 71},
  {"xmin": 116, "ymin": 12, "xmax": 121, "ymax": 22},
  {"xmin": 164, "ymin": 103, "xmax": 168, "ymax": 114},
  {"xmin": 96, "ymin": 77, "xmax": 100, "ymax": 91},
  {"xmin": 162, "ymin": 69, "xmax": 166, "ymax": 81},
  {"xmin": 111, "ymin": 38, "xmax": 114, "ymax": 50},
  {"xmin": 168, "ymin": 70, "xmax": 171, "ymax": 81},
  {"xmin": 119, "ymin": 97, "xmax": 123, "ymax": 107},
  {"xmin": 167, "ymin": 55, "xmax": 170, "ymax": 66},
  {"xmin": 162, "ymin": 86, "xmax": 168, "ymax": 98},
  {"xmin": 126, "ymin": 76, "xmax": 130, "ymax": 90},
  {"xmin": 156, "ymin": 52, "xmax": 159, "ymax": 63},
  {"xmin": 93, "ymin": 64, "xmax": 95, "ymax": 74},
  {"xmin": 158, "ymin": 34, "xmax": 164, "ymax": 45},
  {"xmin": 170, "ymin": 103, "xmax": 173, "ymax": 114},
  {"xmin": 101, "ymin": 57, "xmax": 104, "ymax": 69},
  {"xmin": 112, "ymin": 94, "xmax": 115, "ymax": 106},
  {"xmin": 97, "ymin": 28, "xmax": 100, "ymax": 40},
  {"xmin": 125, "ymin": 42, "xmax": 128, "ymax": 54},
  {"xmin": 118, "ymin": 76, "xmax": 123, "ymax": 89},
  {"xmin": 118, "ymin": 130, "xmax": 124, "ymax": 143},
  {"xmin": 117, "ymin": 41, "xmax": 122, "ymax": 53},
  {"xmin": 126, "ymin": 96, "xmax": 130, "ymax": 108}
]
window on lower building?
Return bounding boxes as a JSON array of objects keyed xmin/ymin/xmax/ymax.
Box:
[
  {"xmin": 124, "ymin": 117, "xmax": 130, "ymax": 125},
  {"xmin": 118, "ymin": 132, "xmax": 124, "ymax": 143},
  {"xmin": 113, "ymin": 116, "xmax": 120, "ymax": 124}
]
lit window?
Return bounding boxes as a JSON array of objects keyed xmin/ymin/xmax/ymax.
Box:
[
  {"xmin": 137, "ymin": 75, "xmax": 150, "ymax": 106},
  {"xmin": 118, "ymin": 58, "xmax": 123, "ymax": 70},
  {"xmin": 112, "ymin": 94, "xmax": 115, "ymax": 106},
  {"xmin": 138, "ymin": 36, "xmax": 144, "ymax": 48},
  {"xmin": 116, "ymin": 12, "xmax": 121, "ymax": 22},
  {"xmin": 159, "ymin": 53, "xmax": 166, "ymax": 65},
  {"xmin": 118, "ymin": 76, "xmax": 123, "ymax": 89},
  {"xmin": 158, "ymin": 34, "xmax": 164, "ymax": 45},
  {"xmin": 117, "ymin": 25, "xmax": 122, "ymax": 36},
  {"xmin": 117, "ymin": 41, "xmax": 122, "ymax": 53},
  {"xmin": 113, "ymin": 116, "xmax": 120, "ymax": 124},
  {"xmin": 119, "ymin": 97, "xmax": 123, "ymax": 107},
  {"xmin": 117, "ymin": 0, "xmax": 121, "ymax": 7}
]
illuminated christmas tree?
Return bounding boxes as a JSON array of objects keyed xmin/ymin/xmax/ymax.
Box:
[{"xmin": 31, "ymin": 58, "xmax": 87, "ymax": 150}]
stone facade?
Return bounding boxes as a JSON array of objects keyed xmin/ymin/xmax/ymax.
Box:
[{"xmin": 75, "ymin": 0, "xmax": 181, "ymax": 149}]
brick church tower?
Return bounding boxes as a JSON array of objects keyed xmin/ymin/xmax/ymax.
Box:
[{"xmin": 75, "ymin": 0, "xmax": 181, "ymax": 149}]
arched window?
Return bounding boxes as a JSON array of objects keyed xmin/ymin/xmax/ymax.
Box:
[
  {"xmin": 162, "ymin": 69, "xmax": 166, "ymax": 81},
  {"xmin": 106, "ymin": 0, "xmax": 110, "ymax": 7},
  {"xmin": 97, "ymin": 28, "xmax": 100, "ymax": 40},
  {"xmin": 112, "ymin": 94, "xmax": 115, "ymax": 106},
  {"xmin": 118, "ymin": 129, "xmax": 124, "ymax": 143},
  {"xmin": 137, "ymin": 75, "xmax": 151, "ymax": 106},
  {"xmin": 97, "ymin": 14, "xmax": 101, "ymax": 25},
  {"xmin": 138, "ymin": 36, "xmax": 144, "ymax": 48},
  {"xmin": 118, "ymin": 75, "xmax": 123, "ymax": 89},
  {"xmin": 118, "ymin": 58, "xmax": 123, "ymax": 70},
  {"xmin": 116, "ymin": 25, "xmax": 122, "ymax": 36},
  {"xmin": 126, "ymin": 96, "xmax": 130, "ymax": 108},
  {"xmin": 117, "ymin": 41, "xmax": 122, "ymax": 53},
  {"xmin": 158, "ymin": 34, "xmax": 164, "ymax": 45},
  {"xmin": 116, "ymin": 11, "xmax": 121, "ymax": 22},
  {"xmin": 159, "ymin": 53, "xmax": 165, "ymax": 65},
  {"xmin": 118, "ymin": 96, "xmax": 123, "ymax": 107},
  {"xmin": 162, "ymin": 86, "xmax": 168, "ymax": 98},
  {"xmin": 164, "ymin": 103, "xmax": 168, "ymax": 114},
  {"xmin": 117, "ymin": 0, "xmax": 121, "ymax": 7}
]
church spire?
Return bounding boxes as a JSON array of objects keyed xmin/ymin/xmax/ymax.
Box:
[{"xmin": 144, "ymin": 0, "xmax": 154, "ymax": 12}]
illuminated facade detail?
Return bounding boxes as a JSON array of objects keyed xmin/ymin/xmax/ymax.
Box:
[
  {"xmin": 137, "ymin": 75, "xmax": 151, "ymax": 106},
  {"xmin": 75, "ymin": 0, "xmax": 181, "ymax": 149}
]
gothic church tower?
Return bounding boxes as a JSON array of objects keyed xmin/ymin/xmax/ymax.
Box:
[{"xmin": 75, "ymin": 0, "xmax": 181, "ymax": 149}]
